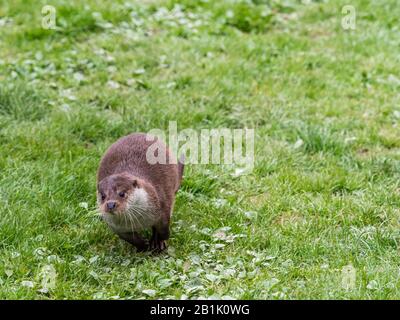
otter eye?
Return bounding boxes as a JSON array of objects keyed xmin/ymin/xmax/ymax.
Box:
[
  {"xmin": 101, "ymin": 193, "xmax": 106, "ymax": 201},
  {"xmin": 119, "ymin": 192, "xmax": 126, "ymax": 198}
]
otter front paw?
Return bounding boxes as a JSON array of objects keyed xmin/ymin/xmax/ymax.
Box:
[
  {"xmin": 149, "ymin": 227, "xmax": 168, "ymax": 252},
  {"xmin": 149, "ymin": 239, "xmax": 167, "ymax": 252},
  {"xmin": 119, "ymin": 232, "xmax": 148, "ymax": 252}
]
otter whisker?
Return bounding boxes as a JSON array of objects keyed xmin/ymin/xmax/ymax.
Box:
[
  {"xmin": 126, "ymin": 199, "xmax": 143, "ymax": 230},
  {"xmin": 129, "ymin": 210, "xmax": 143, "ymax": 231},
  {"xmin": 127, "ymin": 197, "xmax": 154, "ymax": 225},
  {"xmin": 131, "ymin": 206, "xmax": 157, "ymax": 223},
  {"xmin": 133, "ymin": 204, "xmax": 158, "ymax": 217},
  {"xmin": 126, "ymin": 211, "xmax": 137, "ymax": 234},
  {"xmin": 122, "ymin": 213, "xmax": 130, "ymax": 231},
  {"xmin": 132, "ymin": 207, "xmax": 149, "ymax": 230},
  {"xmin": 128, "ymin": 206, "xmax": 145, "ymax": 231}
]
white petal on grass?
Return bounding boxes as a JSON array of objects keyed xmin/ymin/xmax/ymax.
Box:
[
  {"xmin": 189, "ymin": 255, "xmax": 201, "ymax": 265},
  {"xmin": 366, "ymin": 280, "xmax": 378, "ymax": 290},
  {"xmin": 221, "ymin": 295, "xmax": 236, "ymax": 300},
  {"xmin": 293, "ymin": 138, "xmax": 304, "ymax": 149},
  {"xmin": 93, "ymin": 292, "xmax": 105, "ymax": 299},
  {"xmin": 200, "ymin": 227, "xmax": 211, "ymax": 235},
  {"xmin": 126, "ymin": 78, "xmax": 136, "ymax": 86},
  {"xmin": 92, "ymin": 12, "xmax": 103, "ymax": 20},
  {"xmin": 165, "ymin": 81, "xmax": 176, "ymax": 89},
  {"xmin": 0, "ymin": 17, "xmax": 13, "ymax": 27},
  {"xmin": 244, "ymin": 211, "xmax": 257, "ymax": 220},
  {"xmin": 107, "ymin": 66, "xmax": 117, "ymax": 73},
  {"xmin": 73, "ymin": 72, "xmax": 85, "ymax": 82},
  {"xmin": 231, "ymin": 167, "xmax": 249, "ymax": 177},
  {"xmin": 388, "ymin": 74, "xmax": 400, "ymax": 86},
  {"xmin": 60, "ymin": 104, "xmax": 71, "ymax": 112},
  {"xmin": 205, "ymin": 274, "xmax": 219, "ymax": 282},
  {"xmin": 39, "ymin": 265, "xmax": 57, "ymax": 293},
  {"xmin": 263, "ymin": 278, "xmax": 280, "ymax": 291},
  {"xmin": 222, "ymin": 269, "xmax": 236, "ymax": 277},
  {"xmin": 121, "ymin": 259, "xmax": 130, "ymax": 267},
  {"xmin": 106, "ymin": 55, "xmax": 115, "ymax": 63},
  {"xmin": 11, "ymin": 251, "xmax": 20, "ymax": 258},
  {"xmin": 158, "ymin": 279, "xmax": 173, "ymax": 289},
  {"xmin": 133, "ymin": 68, "xmax": 145, "ymax": 75},
  {"xmin": 214, "ymin": 243, "xmax": 225, "ymax": 249},
  {"xmin": 107, "ymin": 80, "xmax": 120, "ymax": 89},
  {"xmin": 21, "ymin": 281, "xmax": 34, "ymax": 288},
  {"xmin": 35, "ymin": 51, "xmax": 43, "ymax": 61},
  {"xmin": 79, "ymin": 202, "xmax": 89, "ymax": 210},
  {"xmin": 142, "ymin": 289, "xmax": 156, "ymax": 297},
  {"xmin": 60, "ymin": 89, "xmax": 77, "ymax": 101},
  {"xmin": 345, "ymin": 137, "xmax": 357, "ymax": 143},
  {"xmin": 212, "ymin": 230, "xmax": 226, "ymax": 240},
  {"xmin": 97, "ymin": 22, "xmax": 114, "ymax": 29},
  {"xmin": 226, "ymin": 10, "xmax": 234, "ymax": 18},
  {"xmin": 207, "ymin": 294, "xmax": 221, "ymax": 300},
  {"xmin": 72, "ymin": 255, "xmax": 86, "ymax": 264},
  {"xmin": 47, "ymin": 255, "xmax": 61, "ymax": 263},
  {"xmin": 89, "ymin": 256, "xmax": 99, "ymax": 264},
  {"xmin": 167, "ymin": 246, "xmax": 176, "ymax": 257},
  {"xmin": 34, "ymin": 247, "xmax": 49, "ymax": 258},
  {"xmin": 185, "ymin": 284, "xmax": 204, "ymax": 294},
  {"xmin": 213, "ymin": 198, "xmax": 227, "ymax": 208}
]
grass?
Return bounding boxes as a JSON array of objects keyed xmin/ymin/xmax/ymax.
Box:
[{"xmin": 0, "ymin": 0, "xmax": 400, "ymax": 299}]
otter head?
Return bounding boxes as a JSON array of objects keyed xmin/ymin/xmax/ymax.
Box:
[{"xmin": 97, "ymin": 172, "xmax": 140, "ymax": 215}]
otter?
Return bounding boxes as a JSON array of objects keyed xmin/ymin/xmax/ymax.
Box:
[{"xmin": 97, "ymin": 133, "xmax": 184, "ymax": 252}]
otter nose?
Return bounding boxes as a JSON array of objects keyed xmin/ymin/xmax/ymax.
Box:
[{"xmin": 107, "ymin": 201, "xmax": 116, "ymax": 210}]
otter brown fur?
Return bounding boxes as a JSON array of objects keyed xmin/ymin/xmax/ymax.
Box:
[{"xmin": 97, "ymin": 133, "xmax": 184, "ymax": 251}]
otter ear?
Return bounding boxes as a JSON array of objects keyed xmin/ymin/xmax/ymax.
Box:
[{"xmin": 132, "ymin": 179, "xmax": 138, "ymax": 188}]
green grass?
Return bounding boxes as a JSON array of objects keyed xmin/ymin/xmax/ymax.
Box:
[{"xmin": 0, "ymin": 0, "xmax": 400, "ymax": 299}]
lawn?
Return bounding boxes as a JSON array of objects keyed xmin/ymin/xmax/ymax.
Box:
[{"xmin": 0, "ymin": 0, "xmax": 400, "ymax": 299}]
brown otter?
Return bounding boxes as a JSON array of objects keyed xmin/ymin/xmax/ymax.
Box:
[{"xmin": 97, "ymin": 133, "xmax": 184, "ymax": 252}]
